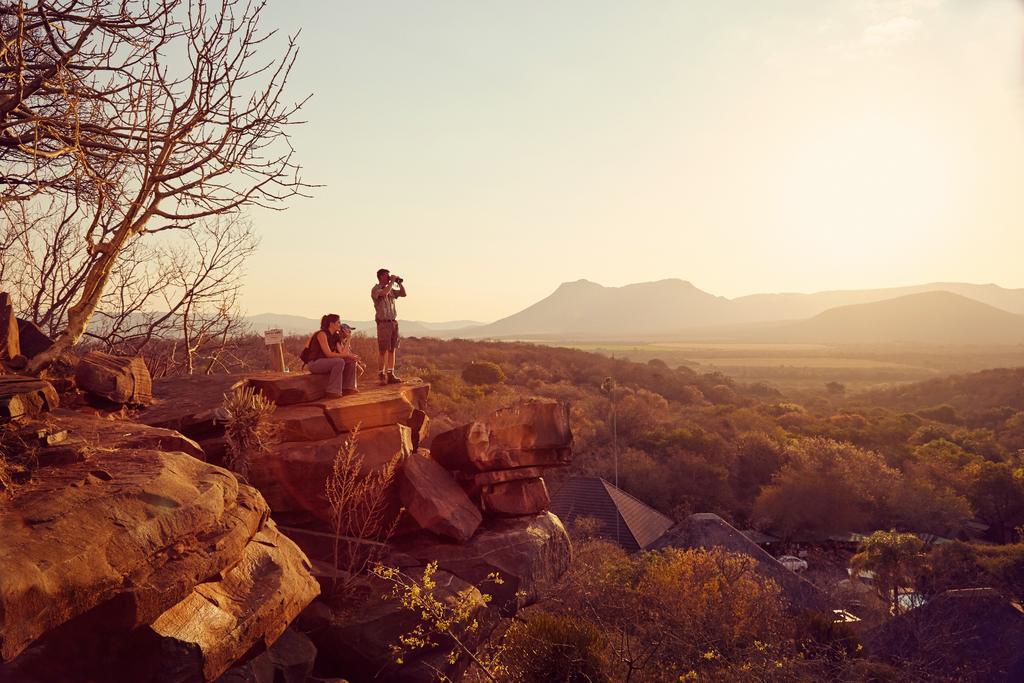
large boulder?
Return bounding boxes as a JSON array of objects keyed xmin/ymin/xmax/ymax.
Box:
[
  {"xmin": 0, "ymin": 448, "xmax": 269, "ymax": 662},
  {"xmin": 429, "ymin": 399, "xmax": 572, "ymax": 473},
  {"xmin": 247, "ymin": 425, "xmax": 413, "ymax": 523},
  {"xmin": 392, "ymin": 512, "xmax": 571, "ymax": 614},
  {"xmin": 75, "ymin": 351, "xmax": 153, "ymax": 405},
  {"xmin": 147, "ymin": 520, "xmax": 319, "ymax": 682},
  {"xmin": 0, "ymin": 376, "xmax": 58, "ymax": 422},
  {"xmin": 480, "ymin": 477, "xmax": 550, "ymax": 517},
  {"xmin": 398, "ymin": 451, "xmax": 482, "ymax": 543},
  {"xmin": 313, "ymin": 381, "xmax": 430, "ymax": 434},
  {"xmin": 272, "ymin": 404, "xmax": 336, "ymax": 442}
]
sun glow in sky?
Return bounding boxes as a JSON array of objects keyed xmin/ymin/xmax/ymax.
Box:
[{"xmin": 245, "ymin": 0, "xmax": 1024, "ymax": 322}]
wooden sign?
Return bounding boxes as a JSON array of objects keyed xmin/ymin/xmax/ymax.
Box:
[{"xmin": 263, "ymin": 328, "xmax": 284, "ymax": 345}]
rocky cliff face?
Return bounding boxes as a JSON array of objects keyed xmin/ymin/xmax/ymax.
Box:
[
  {"xmin": 2, "ymin": 365, "xmax": 574, "ymax": 682},
  {"xmin": 0, "ymin": 384, "xmax": 319, "ymax": 682}
]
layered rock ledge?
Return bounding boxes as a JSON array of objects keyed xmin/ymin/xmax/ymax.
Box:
[{"xmin": 0, "ymin": 397, "xmax": 319, "ymax": 682}]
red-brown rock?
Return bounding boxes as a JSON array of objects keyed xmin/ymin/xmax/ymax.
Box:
[
  {"xmin": 46, "ymin": 408, "xmax": 204, "ymax": 459},
  {"xmin": 247, "ymin": 425, "xmax": 412, "ymax": 523},
  {"xmin": 0, "ymin": 449, "xmax": 269, "ymax": 662},
  {"xmin": 272, "ymin": 404, "xmax": 336, "ymax": 442},
  {"xmin": 480, "ymin": 477, "xmax": 550, "ymax": 517},
  {"xmin": 314, "ymin": 381, "xmax": 430, "ymax": 433},
  {"xmin": 138, "ymin": 373, "xmax": 252, "ymax": 437},
  {"xmin": 0, "ymin": 376, "xmax": 58, "ymax": 421},
  {"xmin": 75, "ymin": 351, "xmax": 153, "ymax": 405},
  {"xmin": 147, "ymin": 520, "xmax": 319, "ymax": 681},
  {"xmin": 429, "ymin": 399, "xmax": 572, "ymax": 472},
  {"xmin": 248, "ymin": 373, "xmax": 329, "ymax": 406},
  {"xmin": 398, "ymin": 451, "xmax": 482, "ymax": 543}
]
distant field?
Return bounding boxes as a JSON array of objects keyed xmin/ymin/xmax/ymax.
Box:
[{"xmin": 548, "ymin": 341, "xmax": 1024, "ymax": 395}]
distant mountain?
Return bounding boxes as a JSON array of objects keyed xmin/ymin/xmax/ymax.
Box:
[
  {"xmin": 731, "ymin": 282, "xmax": 1024, "ymax": 322},
  {"xmin": 244, "ymin": 313, "xmax": 482, "ymax": 339},
  {"xmin": 461, "ymin": 279, "xmax": 1024, "ymax": 342},
  {"xmin": 465, "ymin": 279, "xmax": 733, "ymax": 339},
  {"xmin": 749, "ymin": 292, "xmax": 1024, "ymax": 345}
]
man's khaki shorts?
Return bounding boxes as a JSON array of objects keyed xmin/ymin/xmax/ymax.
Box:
[{"xmin": 376, "ymin": 320, "xmax": 400, "ymax": 352}]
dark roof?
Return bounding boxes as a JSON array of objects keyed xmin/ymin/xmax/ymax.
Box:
[
  {"xmin": 865, "ymin": 588, "xmax": 1024, "ymax": 680},
  {"xmin": 653, "ymin": 513, "xmax": 831, "ymax": 613},
  {"xmin": 549, "ymin": 476, "xmax": 673, "ymax": 553}
]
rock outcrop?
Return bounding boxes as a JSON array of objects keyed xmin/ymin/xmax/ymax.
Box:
[
  {"xmin": 194, "ymin": 374, "xmax": 575, "ymax": 682},
  {"xmin": 430, "ymin": 399, "xmax": 572, "ymax": 472},
  {"xmin": 0, "ymin": 409, "xmax": 318, "ymax": 681}
]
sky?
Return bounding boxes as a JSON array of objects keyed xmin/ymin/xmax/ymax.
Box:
[{"xmin": 244, "ymin": 0, "xmax": 1024, "ymax": 323}]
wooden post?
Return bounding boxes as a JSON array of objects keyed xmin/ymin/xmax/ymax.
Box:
[{"xmin": 264, "ymin": 328, "xmax": 287, "ymax": 372}]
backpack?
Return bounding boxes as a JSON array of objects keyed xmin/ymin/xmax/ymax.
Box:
[{"xmin": 299, "ymin": 333, "xmax": 317, "ymax": 366}]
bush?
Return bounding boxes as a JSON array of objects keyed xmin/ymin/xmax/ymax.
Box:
[
  {"xmin": 503, "ymin": 612, "xmax": 611, "ymax": 682},
  {"xmin": 461, "ymin": 361, "xmax": 506, "ymax": 386}
]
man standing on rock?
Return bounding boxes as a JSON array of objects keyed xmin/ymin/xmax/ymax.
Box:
[{"xmin": 371, "ymin": 268, "xmax": 406, "ymax": 385}]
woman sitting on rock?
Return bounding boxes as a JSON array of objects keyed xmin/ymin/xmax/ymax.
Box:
[{"xmin": 305, "ymin": 314, "xmax": 360, "ymax": 398}]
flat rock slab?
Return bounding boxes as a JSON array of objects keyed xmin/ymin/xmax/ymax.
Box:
[
  {"xmin": 75, "ymin": 352, "xmax": 153, "ymax": 405},
  {"xmin": 148, "ymin": 520, "xmax": 319, "ymax": 682},
  {"xmin": 313, "ymin": 381, "xmax": 430, "ymax": 433},
  {"xmin": 47, "ymin": 408, "xmax": 204, "ymax": 460},
  {"xmin": 430, "ymin": 399, "xmax": 572, "ymax": 472},
  {"xmin": 0, "ymin": 376, "xmax": 58, "ymax": 421},
  {"xmin": 248, "ymin": 374, "xmax": 329, "ymax": 406},
  {"xmin": 0, "ymin": 448, "xmax": 268, "ymax": 662},
  {"xmin": 481, "ymin": 477, "xmax": 550, "ymax": 517},
  {"xmin": 393, "ymin": 512, "xmax": 571, "ymax": 615},
  {"xmin": 247, "ymin": 425, "xmax": 413, "ymax": 523},
  {"xmin": 137, "ymin": 373, "xmax": 256, "ymax": 436},
  {"xmin": 272, "ymin": 404, "xmax": 336, "ymax": 442},
  {"xmin": 399, "ymin": 451, "xmax": 482, "ymax": 543}
]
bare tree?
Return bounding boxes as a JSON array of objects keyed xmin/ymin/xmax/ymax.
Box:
[
  {"xmin": 1, "ymin": 1, "xmax": 309, "ymax": 372},
  {"xmin": 1, "ymin": 1, "xmax": 178, "ymax": 203}
]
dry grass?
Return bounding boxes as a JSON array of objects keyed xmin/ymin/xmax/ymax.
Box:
[
  {"xmin": 325, "ymin": 424, "xmax": 403, "ymax": 598},
  {"xmin": 0, "ymin": 429, "xmax": 39, "ymax": 495}
]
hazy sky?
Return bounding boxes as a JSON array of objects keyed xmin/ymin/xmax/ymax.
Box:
[{"xmin": 245, "ymin": 0, "xmax": 1024, "ymax": 322}]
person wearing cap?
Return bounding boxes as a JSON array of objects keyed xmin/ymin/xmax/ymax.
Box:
[
  {"xmin": 336, "ymin": 322, "xmax": 364, "ymax": 389},
  {"xmin": 371, "ymin": 267, "xmax": 406, "ymax": 384},
  {"xmin": 305, "ymin": 314, "xmax": 361, "ymax": 397}
]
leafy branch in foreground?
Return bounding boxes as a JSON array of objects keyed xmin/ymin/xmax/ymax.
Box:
[{"xmin": 372, "ymin": 562, "xmax": 513, "ymax": 682}]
